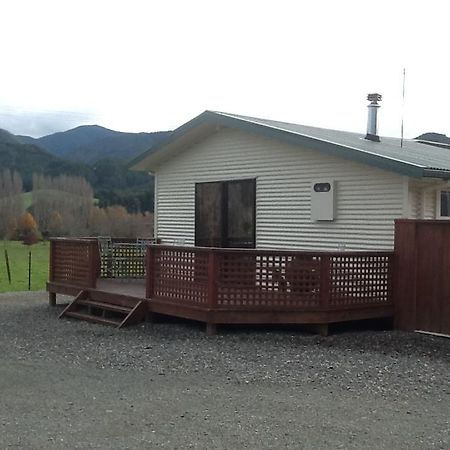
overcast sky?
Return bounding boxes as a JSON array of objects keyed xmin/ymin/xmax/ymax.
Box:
[{"xmin": 1, "ymin": 0, "xmax": 449, "ymax": 138}]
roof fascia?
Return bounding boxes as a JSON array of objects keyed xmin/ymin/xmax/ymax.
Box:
[{"xmin": 423, "ymin": 168, "xmax": 450, "ymax": 179}]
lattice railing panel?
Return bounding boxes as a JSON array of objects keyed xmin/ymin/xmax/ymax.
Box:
[
  {"xmin": 330, "ymin": 254, "xmax": 392, "ymax": 306},
  {"xmin": 110, "ymin": 244, "xmax": 146, "ymax": 278},
  {"xmin": 51, "ymin": 239, "xmax": 96, "ymax": 287},
  {"xmin": 217, "ymin": 253, "xmax": 321, "ymax": 308},
  {"xmin": 152, "ymin": 248, "xmax": 209, "ymax": 305},
  {"xmin": 146, "ymin": 246, "xmax": 393, "ymax": 312}
]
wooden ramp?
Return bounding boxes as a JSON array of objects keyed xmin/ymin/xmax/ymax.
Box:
[{"xmin": 59, "ymin": 289, "xmax": 147, "ymax": 329}]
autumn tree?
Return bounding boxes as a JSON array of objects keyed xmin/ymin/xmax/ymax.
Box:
[
  {"xmin": 16, "ymin": 212, "xmax": 40, "ymax": 245},
  {"xmin": 87, "ymin": 206, "xmax": 153, "ymax": 237}
]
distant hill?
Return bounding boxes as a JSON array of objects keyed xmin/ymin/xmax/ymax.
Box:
[
  {"xmin": 1, "ymin": 128, "xmax": 156, "ymax": 212},
  {"xmin": 0, "ymin": 129, "xmax": 21, "ymax": 145},
  {"xmin": 18, "ymin": 125, "xmax": 171, "ymax": 163},
  {"xmin": 0, "ymin": 128, "xmax": 91, "ymax": 190},
  {"xmin": 415, "ymin": 132, "xmax": 450, "ymax": 147}
]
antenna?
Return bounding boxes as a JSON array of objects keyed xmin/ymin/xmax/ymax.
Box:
[{"xmin": 400, "ymin": 68, "xmax": 406, "ymax": 148}]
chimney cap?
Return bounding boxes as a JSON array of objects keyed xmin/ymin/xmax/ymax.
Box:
[{"xmin": 367, "ymin": 93, "xmax": 382, "ymax": 103}]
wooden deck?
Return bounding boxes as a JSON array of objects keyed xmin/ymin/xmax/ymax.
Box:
[
  {"xmin": 96, "ymin": 279, "xmax": 146, "ymax": 298},
  {"xmin": 47, "ymin": 238, "xmax": 394, "ymax": 334}
]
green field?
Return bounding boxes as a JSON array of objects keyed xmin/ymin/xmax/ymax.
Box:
[{"xmin": 0, "ymin": 241, "xmax": 49, "ymax": 292}]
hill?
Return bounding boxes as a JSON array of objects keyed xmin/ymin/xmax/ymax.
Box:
[
  {"xmin": 415, "ymin": 132, "xmax": 450, "ymax": 147},
  {"xmin": 18, "ymin": 125, "xmax": 171, "ymax": 163},
  {"xmin": 0, "ymin": 129, "xmax": 21, "ymax": 145},
  {"xmin": 0, "ymin": 128, "xmax": 90, "ymax": 190},
  {"xmin": 0, "ymin": 128, "xmax": 155, "ymax": 212}
]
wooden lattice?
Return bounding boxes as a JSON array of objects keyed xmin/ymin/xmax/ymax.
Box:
[
  {"xmin": 147, "ymin": 247, "xmax": 393, "ymax": 312},
  {"xmin": 217, "ymin": 253, "xmax": 321, "ymax": 308},
  {"xmin": 329, "ymin": 254, "xmax": 392, "ymax": 306},
  {"xmin": 109, "ymin": 243, "xmax": 146, "ymax": 279},
  {"xmin": 151, "ymin": 247, "xmax": 209, "ymax": 305},
  {"xmin": 50, "ymin": 239, "xmax": 97, "ymax": 287}
]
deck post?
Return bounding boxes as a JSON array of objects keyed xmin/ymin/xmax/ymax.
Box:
[
  {"xmin": 146, "ymin": 246, "xmax": 155, "ymax": 299},
  {"xmin": 48, "ymin": 239, "xmax": 55, "ymax": 283},
  {"xmin": 317, "ymin": 255, "xmax": 332, "ymax": 335},
  {"xmin": 48, "ymin": 240, "xmax": 56, "ymax": 306},
  {"xmin": 206, "ymin": 251, "xmax": 218, "ymax": 335},
  {"xmin": 317, "ymin": 324, "xmax": 329, "ymax": 336},
  {"xmin": 206, "ymin": 322, "xmax": 217, "ymax": 336},
  {"xmin": 319, "ymin": 254, "xmax": 331, "ymax": 310},
  {"xmin": 49, "ymin": 292, "xmax": 56, "ymax": 306},
  {"xmin": 88, "ymin": 240, "xmax": 97, "ymax": 289}
]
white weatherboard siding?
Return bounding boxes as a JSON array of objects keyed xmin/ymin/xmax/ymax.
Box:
[
  {"xmin": 408, "ymin": 180, "xmax": 422, "ymax": 219},
  {"xmin": 408, "ymin": 179, "xmax": 444, "ymax": 219},
  {"xmin": 155, "ymin": 128, "xmax": 406, "ymax": 250}
]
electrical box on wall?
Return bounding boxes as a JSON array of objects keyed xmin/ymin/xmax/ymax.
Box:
[{"xmin": 311, "ymin": 180, "xmax": 335, "ymax": 221}]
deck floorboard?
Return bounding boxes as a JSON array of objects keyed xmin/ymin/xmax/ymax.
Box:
[{"xmin": 95, "ymin": 279, "xmax": 146, "ymax": 298}]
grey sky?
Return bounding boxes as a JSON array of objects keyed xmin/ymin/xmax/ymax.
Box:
[
  {"xmin": 1, "ymin": 0, "xmax": 449, "ymax": 139},
  {"xmin": 0, "ymin": 107, "xmax": 97, "ymax": 137}
]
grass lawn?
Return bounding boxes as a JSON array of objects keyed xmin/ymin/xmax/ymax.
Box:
[{"xmin": 0, "ymin": 241, "xmax": 49, "ymax": 293}]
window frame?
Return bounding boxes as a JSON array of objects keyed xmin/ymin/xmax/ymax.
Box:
[
  {"xmin": 436, "ymin": 189, "xmax": 450, "ymax": 220},
  {"xmin": 194, "ymin": 178, "xmax": 256, "ymax": 248}
]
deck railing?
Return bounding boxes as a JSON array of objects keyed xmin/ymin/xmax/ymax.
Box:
[
  {"xmin": 48, "ymin": 240, "xmax": 393, "ymax": 327},
  {"xmin": 146, "ymin": 246, "xmax": 393, "ymax": 312},
  {"xmin": 49, "ymin": 238, "xmax": 99, "ymax": 288}
]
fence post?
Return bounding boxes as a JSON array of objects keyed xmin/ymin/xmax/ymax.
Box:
[
  {"xmin": 393, "ymin": 220, "xmax": 417, "ymax": 330},
  {"xmin": 4, "ymin": 249, "xmax": 11, "ymax": 285},
  {"xmin": 28, "ymin": 251, "xmax": 32, "ymax": 290}
]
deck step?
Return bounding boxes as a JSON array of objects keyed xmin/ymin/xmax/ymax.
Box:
[
  {"xmin": 65, "ymin": 311, "xmax": 121, "ymax": 326},
  {"xmin": 59, "ymin": 289, "xmax": 147, "ymax": 329},
  {"xmin": 77, "ymin": 299, "xmax": 132, "ymax": 314}
]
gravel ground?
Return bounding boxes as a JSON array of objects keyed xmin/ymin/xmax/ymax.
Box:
[{"xmin": 0, "ymin": 292, "xmax": 449, "ymax": 449}]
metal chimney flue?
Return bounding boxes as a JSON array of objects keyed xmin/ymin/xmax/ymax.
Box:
[{"xmin": 365, "ymin": 93, "xmax": 382, "ymax": 142}]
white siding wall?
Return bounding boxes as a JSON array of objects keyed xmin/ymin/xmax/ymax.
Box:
[
  {"xmin": 408, "ymin": 179, "xmax": 440, "ymax": 219},
  {"xmin": 408, "ymin": 180, "xmax": 422, "ymax": 219},
  {"xmin": 155, "ymin": 128, "xmax": 406, "ymax": 250}
]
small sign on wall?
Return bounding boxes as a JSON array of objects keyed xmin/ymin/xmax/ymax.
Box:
[{"xmin": 311, "ymin": 180, "xmax": 335, "ymax": 221}]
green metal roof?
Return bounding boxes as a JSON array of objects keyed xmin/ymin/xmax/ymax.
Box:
[{"xmin": 130, "ymin": 110, "xmax": 450, "ymax": 179}]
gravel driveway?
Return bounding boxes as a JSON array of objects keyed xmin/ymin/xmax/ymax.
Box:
[{"xmin": 0, "ymin": 292, "xmax": 449, "ymax": 449}]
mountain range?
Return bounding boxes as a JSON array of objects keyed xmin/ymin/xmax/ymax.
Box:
[
  {"xmin": 0, "ymin": 129, "xmax": 89, "ymax": 190},
  {"xmin": 0, "ymin": 125, "xmax": 172, "ymax": 212},
  {"xmin": 16, "ymin": 125, "xmax": 171, "ymax": 163}
]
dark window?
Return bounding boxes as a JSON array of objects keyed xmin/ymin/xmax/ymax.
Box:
[
  {"xmin": 195, "ymin": 179, "xmax": 256, "ymax": 248},
  {"xmin": 441, "ymin": 191, "xmax": 450, "ymax": 217}
]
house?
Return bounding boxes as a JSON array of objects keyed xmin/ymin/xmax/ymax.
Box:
[
  {"xmin": 131, "ymin": 97, "xmax": 450, "ymax": 251},
  {"xmin": 47, "ymin": 96, "xmax": 450, "ymax": 334}
]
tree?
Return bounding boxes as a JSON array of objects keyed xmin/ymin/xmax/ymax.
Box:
[
  {"xmin": 32, "ymin": 174, "xmax": 93, "ymax": 236},
  {"xmin": 48, "ymin": 211, "xmax": 64, "ymax": 237},
  {"xmin": 0, "ymin": 170, "xmax": 24, "ymax": 238},
  {"xmin": 16, "ymin": 212, "xmax": 40, "ymax": 245}
]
